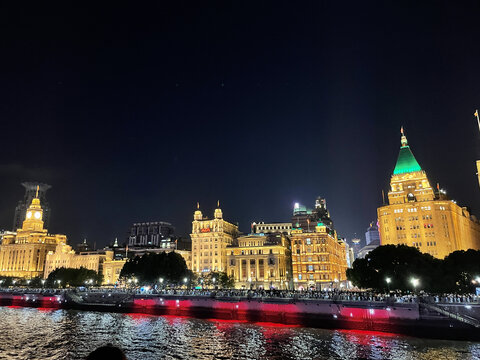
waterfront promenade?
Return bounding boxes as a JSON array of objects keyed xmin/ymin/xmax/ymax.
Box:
[{"xmin": 2, "ymin": 287, "xmax": 479, "ymax": 304}]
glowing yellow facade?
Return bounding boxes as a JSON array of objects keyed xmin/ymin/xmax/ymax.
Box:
[
  {"xmin": 226, "ymin": 234, "xmax": 292, "ymax": 289},
  {"xmin": 43, "ymin": 244, "xmax": 114, "ymax": 279},
  {"xmin": 378, "ymin": 130, "xmax": 480, "ymax": 258},
  {"xmin": 291, "ymin": 225, "xmax": 348, "ymax": 290},
  {"xmin": 0, "ymin": 192, "xmax": 67, "ymax": 278},
  {"xmin": 102, "ymin": 259, "xmax": 127, "ymax": 285},
  {"xmin": 190, "ymin": 204, "xmax": 239, "ymax": 273}
]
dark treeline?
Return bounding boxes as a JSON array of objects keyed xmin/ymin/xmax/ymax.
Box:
[
  {"xmin": 347, "ymin": 245, "xmax": 480, "ymax": 293},
  {"xmin": 120, "ymin": 252, "xmax": 190, "ymax": 285},
  {"xmin": 47, "ymin": 267, "xmax": 103, "ymax": 287}
]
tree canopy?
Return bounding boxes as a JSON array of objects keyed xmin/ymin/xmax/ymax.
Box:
[
  {"xmin": 119, "ymin": 252, "xmax": 190, "ymax": 285},
  {"xmin": 46, "ymin": 267, "xmax": 102, "ymax": 287},
  {"xmin": 197, "ymin": 271, "xmax": 234, "ymax": 289},
  {"xmin": 347, "ymin": 245, "xmax": 480, "ymax": 294}
]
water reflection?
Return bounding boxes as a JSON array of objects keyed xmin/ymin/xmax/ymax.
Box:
[{"xmin": 0, "ymin": 307, "xmax": 478, "ymax": 360}]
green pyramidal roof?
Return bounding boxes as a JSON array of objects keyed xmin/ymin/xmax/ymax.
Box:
[{"xmin": 393, "ymin": 145, "xmax": 421, "ymax": 175}]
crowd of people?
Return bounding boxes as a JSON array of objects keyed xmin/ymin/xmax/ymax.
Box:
[
  {"xmin": 1, "ymin": 285, "xmax": 480, "ymax": 304},
  {"xmin": 132, "ymin": 287, "xmax": 480, "ymax": 304}
]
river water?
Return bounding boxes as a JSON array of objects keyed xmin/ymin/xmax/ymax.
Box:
[{"xmin": 0, "ymin": 307, "xmax": 478, "ymax": 360}]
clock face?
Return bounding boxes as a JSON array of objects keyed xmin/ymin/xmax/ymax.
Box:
[
  {"xmin": 34, "ymin": 211, "xmax": 41, "ymax": 219},
  {"xmin": 26, "ymin": 211, "xmax": 32, "ymax": 219}
]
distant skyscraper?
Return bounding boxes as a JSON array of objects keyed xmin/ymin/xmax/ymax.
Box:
[
  {"xmin": 365, "ymin": 222, "xmax": 380, "ymax": 246},
  {"xmin": 357, "ymin": 222, "xmax": 381, "ymax": 259},
  {"xmin": 292, "ymin": 197, "xmax": 334, "ymax": 232},
  {"xmin": 13, "ymin": 182, "xmax": 51, "ymax": 231},
  {"xmin": 128, "ymin": 222, "xmax": 175, "ymax": 248},
  {"xmin": 76, "ymin": 238, "xmax": 92, "ymax": 253},
  {"xmin": 351, "ymin": 237, "xmax": 362, "ymax": 257}
]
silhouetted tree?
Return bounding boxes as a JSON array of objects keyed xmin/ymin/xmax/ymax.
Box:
[
  {"xmin": 347, "ymin": 245, "xmax": 441, "ymax": 292},
  {"xmin": 46, "ymin": 267, "xmax": 102, "ymax": 287},
  {"xmin": 119, "ymin": 252, "xmax": 190, "ymax": 285}
]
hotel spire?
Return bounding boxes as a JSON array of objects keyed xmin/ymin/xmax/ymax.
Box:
[{"xmin": 393, "ymin": 127, "xmax": 422, "ymax": 175}]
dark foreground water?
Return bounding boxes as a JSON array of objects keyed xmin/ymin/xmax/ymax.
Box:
[{"xmin": 0, "ymin": 307, "xmax": 479, "ymax": 360}]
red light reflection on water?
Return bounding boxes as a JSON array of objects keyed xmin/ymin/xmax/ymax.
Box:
[
  {"xmin": 35, "ymin": 307, "xmax": 55, "ymax": 312},
  {"xmin": 254, "ymin": 321, "xmax": 300, "ymax": 328}
]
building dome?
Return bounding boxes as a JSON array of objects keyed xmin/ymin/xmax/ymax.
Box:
[
  {"xmin": 194, "ymin": 202, "xmax": 203, "ymax": 221},
  {"xmin": 214, "ymin": 200, "xmax": 223, "ymax": 219}
]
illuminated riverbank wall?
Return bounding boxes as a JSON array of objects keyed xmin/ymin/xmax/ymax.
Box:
[{"xmin": 0, "ymin": 292, "xmax": 479, "ymax": 340}]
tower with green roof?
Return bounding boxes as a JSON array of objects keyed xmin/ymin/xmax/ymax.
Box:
[
  {"xmin": 393, "ymin": 128, "xmax": 422, "ymax": 175},
  {"xmin": 388, "ymin": 128, "xmax": 435, "ymax": 205},
  {"xmin": 377, "ymin": 128, "xmax": 480, "ymax": 259}
]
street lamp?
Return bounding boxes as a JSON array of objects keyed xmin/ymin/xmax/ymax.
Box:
[
  {"xmin": 159, "ymin": 278, "xmax": 164, "ymax": 284},
  {"xmin": 41, "ymin": 279, "xmax": 45, "ymax": 287},
  {"xmin": 212, "ymin": 277, "xmax": 216, "ymax": 289},
  {"xmin": 410, "ymin": 277, "xmax": 419, "ymax": 290},
  {"xmin": 385, "ymin": 277, "xmax": 391, "ymax": 292}
]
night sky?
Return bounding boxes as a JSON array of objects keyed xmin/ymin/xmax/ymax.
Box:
[{"xmin": 1, "ymin": 2, "xmax": 480, "ymax": 247}]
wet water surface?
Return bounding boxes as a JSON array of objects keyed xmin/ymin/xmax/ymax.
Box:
[{"xmin": 0, "ymin": 307, "xmax": 478, "ymax": 359}]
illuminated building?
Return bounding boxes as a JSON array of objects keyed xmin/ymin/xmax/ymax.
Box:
[
  {"xmin": 291, "ymin": 198, "xmax": 348, "ymax": 290},
  {"xmin": 128, "ymin": 221, "xmax": 175, "ymax": 248},
  {"xmin": 12, "ymin": 182, "xmax": 51, "ymax": 231},
  {"xmin": 292, "ymin": 197, "xmax": 334, "ymax": 231},
  {"xmin": 377, "ymin": 129, "xmax": 480, "ymax": 258},
  {"xmin": 251, "ymin": 222, "xmax": 292, "ymax": 235},
  {"xmin": 357, "ymin": 222, "xmax": 381, "ymax": 259},
  {"xmin": 76, "ymin": 238, "xmax": 92, "ymax": 252},
  {"xmin": 43, "ymin": 245, "xmax": 114, "ymax": 279},
  {"xmin": 365, "ymin": 221, "xmax": 380, "ymax": 245},
  {"xmin": 0, "ymin": 189, "xmax": 66, "ymax": 278},
  {"xmin": 351, "ymin": 237, "xmax": 362, "ymax": 257},
  {"xmin": 190, "ymin": 202, "xmax": 239, "ymax": 273},
  {"xmin": 102, "ymin": 259, "xmax": 127, "ymax": 285},
  {"xmin": 227, "ymin": 233, "xmax": 292, "ymax": 289}
]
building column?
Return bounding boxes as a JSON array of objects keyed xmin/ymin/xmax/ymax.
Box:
[{"xmin": 238, "ymin": 259, "xmax": 242, "ymax": 282}]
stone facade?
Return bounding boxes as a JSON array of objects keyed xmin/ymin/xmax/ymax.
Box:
[
  {"xmin": 377, "ymin": 129, "xmax": 480, "ymax": 258},
  {"xmin": 190, "ymin": 203, "xmax": 239, "ymax": 273},
  {"xmin": 227, "ymin": 234, "xmax": 292, "ymax": 289},
  {"xmin": 0, "ymin": 190, "xmax": 66, "ymax": 278},
  {"xmin": 291, "ymin": 225, "xmax": 348, "ymax": 290}
]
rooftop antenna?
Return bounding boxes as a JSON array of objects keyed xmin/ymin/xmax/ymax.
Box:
[
  {"xmin": 475, "ymin": 110, "xmax": 480, "ymax": 133},
  {"xmin": 474, "ymin": 110, "xmax": 480, "ymax": 189}
]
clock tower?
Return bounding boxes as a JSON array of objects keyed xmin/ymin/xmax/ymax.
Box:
[{"xmin": 22, "ymin": 186, "xmax": 44, "ymax": 232}]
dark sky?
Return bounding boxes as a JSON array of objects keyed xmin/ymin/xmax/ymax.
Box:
[{"xmin": 1, "ymin": 2, "xmax": 480, "ymax": 247}]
